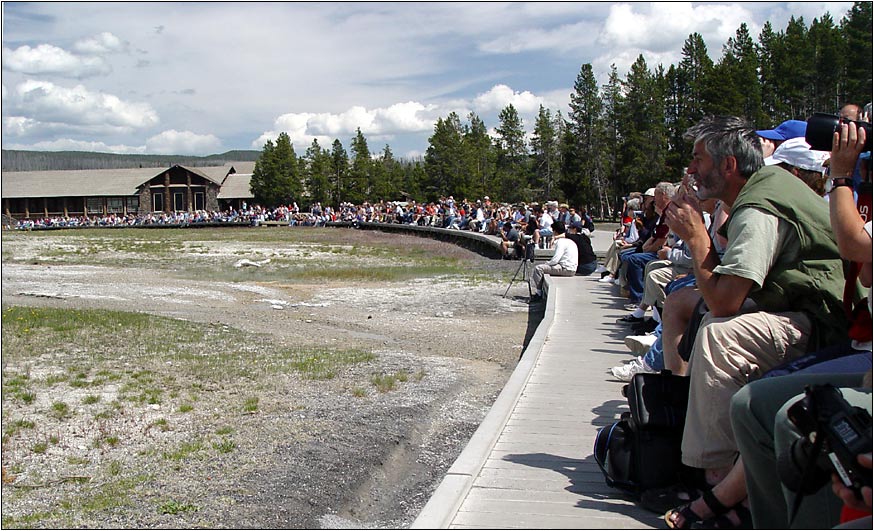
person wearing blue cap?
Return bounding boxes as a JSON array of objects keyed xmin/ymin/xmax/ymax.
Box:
[{"xmin": 755, "ymin": 120, "xmax": 807, "ymax": 158}]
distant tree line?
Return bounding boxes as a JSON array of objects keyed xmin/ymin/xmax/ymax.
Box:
[
  {"xmin": 253, "ymin": 3, "xmax": 871, "ymax": 218},
  {"xmin": 1, "ymin": 150, "xmax": 260, "ymax": 172}
]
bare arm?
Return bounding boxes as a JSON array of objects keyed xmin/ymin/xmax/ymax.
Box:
[
  {"xmin": 665, "ymin": 187, "xmax": 753, "ymax": 316},
  {"xmin": 829, "ymin": 122, "xmax": 871, "ymax": 262}
]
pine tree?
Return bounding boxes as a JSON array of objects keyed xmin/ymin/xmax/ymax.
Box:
[
  {"xmin": 758, "ymin": 22, "xmax": 782, "ymax": 121},
  {"xmin": 599, "ymin": 64, "xmax": 624, "ymax": 217},
  {"xmin": 249, "ymin": 132, "xmax": 301, "ymax": 207},
  {"xmin": 347, "ymin": 128, "xmax": 372, "ymax": 204},
  {"xmin": 494, "ymin": 104, "xmax": 529, "ymax": 202},
  {"xmin": 567, "ymin": 63, "xmax": 604, "ymax": 207},
  {"xmin": 330, "ymin": 139, "xmax": 349, "ymax": 205},
  {"xmin": 810, "ymin": 13, "xmax": 847, "ymax": 114},
  {"xmin": 462, "ymin": 112, "xmax": 495, "ymax": 199},
  {"xmin": 424, "ymin": 113, "xmax": 465, "ymax": 201},
  {"xmin": 619, "ymin": 55, "xmax": 667, "ymax": 193},
  {"xmin": 841, "ymin": 2, "xmax": 873, "ymax": 106},
  {"xmin": 303, "ymin": 139, "xmax": 332, "ymax": 205},
  {"xmin": 530, "ymin": 105, "xmax": 559, "ymax": 200}
]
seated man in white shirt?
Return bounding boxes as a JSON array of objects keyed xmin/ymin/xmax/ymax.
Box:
[{"xmin": 529, "ymin": 221, "xmax": 578, "ymax": 302}]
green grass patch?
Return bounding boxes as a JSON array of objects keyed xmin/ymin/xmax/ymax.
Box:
[
  {"xmin": 32, "ymin": 441, "xmax": 49, "ymax": 454},
  {"xmin": 288, "ymin": 348, "xmax": 375, "ymax": 380},
  {"xmin": 178, "ymin": 403, "xmax": 194, "ymax": 413},
  {"xmin": 158, "ymin": 499, "xmax": 199, "ymax": 515},
  {"xmin": 212, "ymin": 438, "xmax": 236, "ymax": 454},
  {"xmin": 242, "ymin": 397, "xmax": 259, "ymax": 413},
  {"xmin": 351, "ymin": 387, "xmax": 367, "ymax": 398},
  {"xmin": 82, "ymin": 395, "xmax": 100, "ymax": 405},
  {"xmin": 149, "ymin": 418, "xmax": 170, "ymax": 432},
  {"xmin": 4, "ymin": 419, "xmax": 36, "ymax": 437},
  {"xmin": 215, "ymin": 426, "xmax": 234, "ymax": 436},
  {"xmin": 162, "ymin": 439, "xmax": 205, "ymax": 461},
  {"xmin": 49, "ymin": 401, "xmax": 72, "ymax": 420}
]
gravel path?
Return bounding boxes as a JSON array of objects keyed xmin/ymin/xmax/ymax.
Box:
[{"xmin": 1, "ymin": 228, "xmax": 539, "ymax": 528}]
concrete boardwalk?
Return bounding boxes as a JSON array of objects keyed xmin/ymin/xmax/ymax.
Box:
[{"xmin": 413, "ymin": 273, "xmax": 663, "ymax": 529}]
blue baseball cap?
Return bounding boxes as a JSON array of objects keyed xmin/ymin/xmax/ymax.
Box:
[{"xmin": 756, "ymin": 120, "xmax": 807, "ymax": 141}]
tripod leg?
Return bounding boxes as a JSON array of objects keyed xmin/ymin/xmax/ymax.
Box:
[
  {"xmin": 503, "ymin": 259, "xmax": 526, "ymax": 298},
  {"xmin": 526, "ymin": 261, "xmax": 533, "ymax": 297}
]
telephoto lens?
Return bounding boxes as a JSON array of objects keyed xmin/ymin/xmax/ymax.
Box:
[{"xmin": 806, "ymin": 113, "xmax": 872, "ymax": 152}]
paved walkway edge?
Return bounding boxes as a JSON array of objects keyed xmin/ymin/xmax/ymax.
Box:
[{"xmin": 411, "ymin": 277, "xmax": 557, "ymax": 529}]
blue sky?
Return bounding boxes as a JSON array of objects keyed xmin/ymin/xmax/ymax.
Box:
[{"xmin": 1, "ymin": 2, "xmax": 856, "ymax": 159}]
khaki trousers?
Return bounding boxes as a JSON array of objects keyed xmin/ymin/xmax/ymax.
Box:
[
  {"xmin": 641, "ymin": 259, "xmax": 673, "ymax": 307},
  {"xmin": 681, "ymin": 310, "xmax": 811, "ymax": 469},
  {"xmin": 529, "ymin": 263, "xmax": 575, "ymax": 294}
]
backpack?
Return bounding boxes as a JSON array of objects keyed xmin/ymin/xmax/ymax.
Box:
[{"xmin": 594, "ymin": 370, "xmax": 690, "ymax": 495}]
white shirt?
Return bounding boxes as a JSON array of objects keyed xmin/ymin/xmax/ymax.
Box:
[
  {"xmin": 539, "ymin": 212, "xmax": 554, "ymax": 230},
  {"xmin": 547, "ymin": 236, "xmax": 579, "ymax": 271}
]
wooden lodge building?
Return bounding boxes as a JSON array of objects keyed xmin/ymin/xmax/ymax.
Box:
[{"xmin": 1, "ymin": 162, "xmax": 255, "ymax": 220}]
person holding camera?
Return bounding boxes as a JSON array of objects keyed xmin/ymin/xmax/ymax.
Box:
[
  {"xmin": 499, "ymin": 221, "xmax": 522, "ymax": 259},
  {"xmin": 650, "ymin": 116, "xmax": 848, "ymax": 528},
  {"xmin": 728, "ymin": 119, "xmax": 872, "ymax": 529},
  {"xmin": 528, "ymin": 220, "xmax": 577, "ymax": 302}
]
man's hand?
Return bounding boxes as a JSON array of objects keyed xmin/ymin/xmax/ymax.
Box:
[
  {"xmin": 831, "ymin": 453, "xmax": 872, "ymax": 512},
  {"xmin": 657, "ymin": 246, "xmax": 670, "ymax": 260},
  {"xmin": 664, "ymin": 186, "xmax": 706, "ymax": 245},
  {"xmin": 830, "ymin": 121, "xmax": 867, "ymax": 177}
]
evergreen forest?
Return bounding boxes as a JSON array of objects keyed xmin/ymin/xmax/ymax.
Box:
[{"xmin": 253, "ymin": 3, "xmax": 872, "ymax": 216}]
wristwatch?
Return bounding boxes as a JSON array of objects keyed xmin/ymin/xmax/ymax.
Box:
[{"xmin": 825, "ymin": 176, "xmax": 853, "ymax": 194}]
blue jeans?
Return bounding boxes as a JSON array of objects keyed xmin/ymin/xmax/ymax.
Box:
[
  {"xmin": 643, "ymin": 323, "xmax": 665, "ymax": 371},
  {"xmin": 620, "ymin": 251, "xmax": 658, "ymax": 303},
  {"xmin": 576, "ymin": 261, "xmax": 598, "ymax": 276}
]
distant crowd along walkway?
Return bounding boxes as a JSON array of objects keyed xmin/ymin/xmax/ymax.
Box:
[{"xmin": 412, "ymin": 249, "xmax": 662, "ymax": 528}]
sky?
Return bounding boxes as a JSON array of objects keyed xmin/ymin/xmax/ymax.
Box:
[{"xmin": 0, "ymin": 1, "xmax": 857, "ymax": 159}]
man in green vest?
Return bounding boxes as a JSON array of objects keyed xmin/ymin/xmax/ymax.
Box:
[{"xmin": 655, "ymin": 116, "xmax": 848, "ymax": 525}]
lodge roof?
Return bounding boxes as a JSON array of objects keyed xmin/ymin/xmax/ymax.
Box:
[
  {"xmin": 217, "ymin": 172, "xmax": 254, "ymax": 199},
  {"xmin": 1, "ymin": 163, "xmax": 253, "ymax": 199}
]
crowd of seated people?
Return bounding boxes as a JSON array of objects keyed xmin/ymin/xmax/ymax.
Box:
[
  {"xmin": 10, "ymin": 195, "xmax": 600, "ymax": 257},
  {"xmin": 592, "ymin": 109, "xmax": 872, "ymax": 530}
]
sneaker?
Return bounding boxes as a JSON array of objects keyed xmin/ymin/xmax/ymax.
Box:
[
  {"xmin": 631, "ymin": 318, "xmax": 659, "ymax": 335},
  {"xmin": 610, "ymin": 357, "xmax": 657, "ymax": 382},
  {"xmin": 613, "ymin": 278, "xmax": 622, "ymax": 286},
  {"xmin": 598, "ymin": 275, "xmax": 615, "ymax": 283},
  {"xmin": 617, "ymin": 314, "xmax": 644, "ymax": 324},
  {"xmin": 623, "ymin": 303, "xmax": 641, "ymax": 311},
  {"xmin": 625, "ymin": 334, "xmax": 658, "ymax": 355},
  {"xmin": 631, "ymin": 317, "xmax": 659, "ymax": 336},
  {"xmin": 595, "ymin": 265, "xmax": 608, "ymax": 274}
]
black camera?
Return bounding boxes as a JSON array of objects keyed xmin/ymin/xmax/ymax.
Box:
[
  {"xmin": 777, "ymin": 384, "xmax": 872, "ymax": 496},
  {"xmin": 524, "ymin": 241, "xmax": 536, "ymax": 261},
  {"xmin": 806, "ymin": 113, "xmax": 872, "ymax": 152}
]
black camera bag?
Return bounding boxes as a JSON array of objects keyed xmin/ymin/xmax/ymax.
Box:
[{"xmin": 594, "ymin": 370, "xmax": 690, "ymax": 495}]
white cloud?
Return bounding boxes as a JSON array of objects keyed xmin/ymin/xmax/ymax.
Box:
[
  {"xmin": 74, "ymin": 32, "xmax": 127, "ymax": 54},
  {"xmin": 3, "ymin": 138, "xmax": 147, "ymax": 154},
  {"xmin": 253, "ymin": 101, "xmax": 441, "ymax": 150},
  {"xmin": 10, "ymin": 80, "xmax": 159, "ymax": 129},
  {"xmin": 3, "ymin": 116, "xmax": 40, "ymax": 135},
  {"xmin": 2, "ymin": 44, "xmax": 111, "ymax": 77},
  {"xmin": 473, "ymin": 84, "xmax": 548, "ymax": 114},
  {"xmin": 145, "ymin": 130, "xmax": 221, "ymax": 155},
  {"xmin": 479, "ymin": 20, "xmax": 600, "ymax": 54}
]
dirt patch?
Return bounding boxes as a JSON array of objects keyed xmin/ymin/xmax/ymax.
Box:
[{"xmin": 1, "ymin": 227, "xmax": 540, "ymax": 528}]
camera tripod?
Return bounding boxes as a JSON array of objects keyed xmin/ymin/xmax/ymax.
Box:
[{"xmin": 503, "ymin": 243, "xmax": 535, "ymax": 298}]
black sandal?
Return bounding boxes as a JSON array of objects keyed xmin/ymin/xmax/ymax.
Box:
[
  {"xmin": 664, "ymin": 490, "xmax": 729, "ymax": 530},
  {"xmin": 691, "ymin": 504, "xmax": 753, "ymax": 529},
  {"xmin": 640, "ymin": 483, "xmax": 702, "ymax": 514}
]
